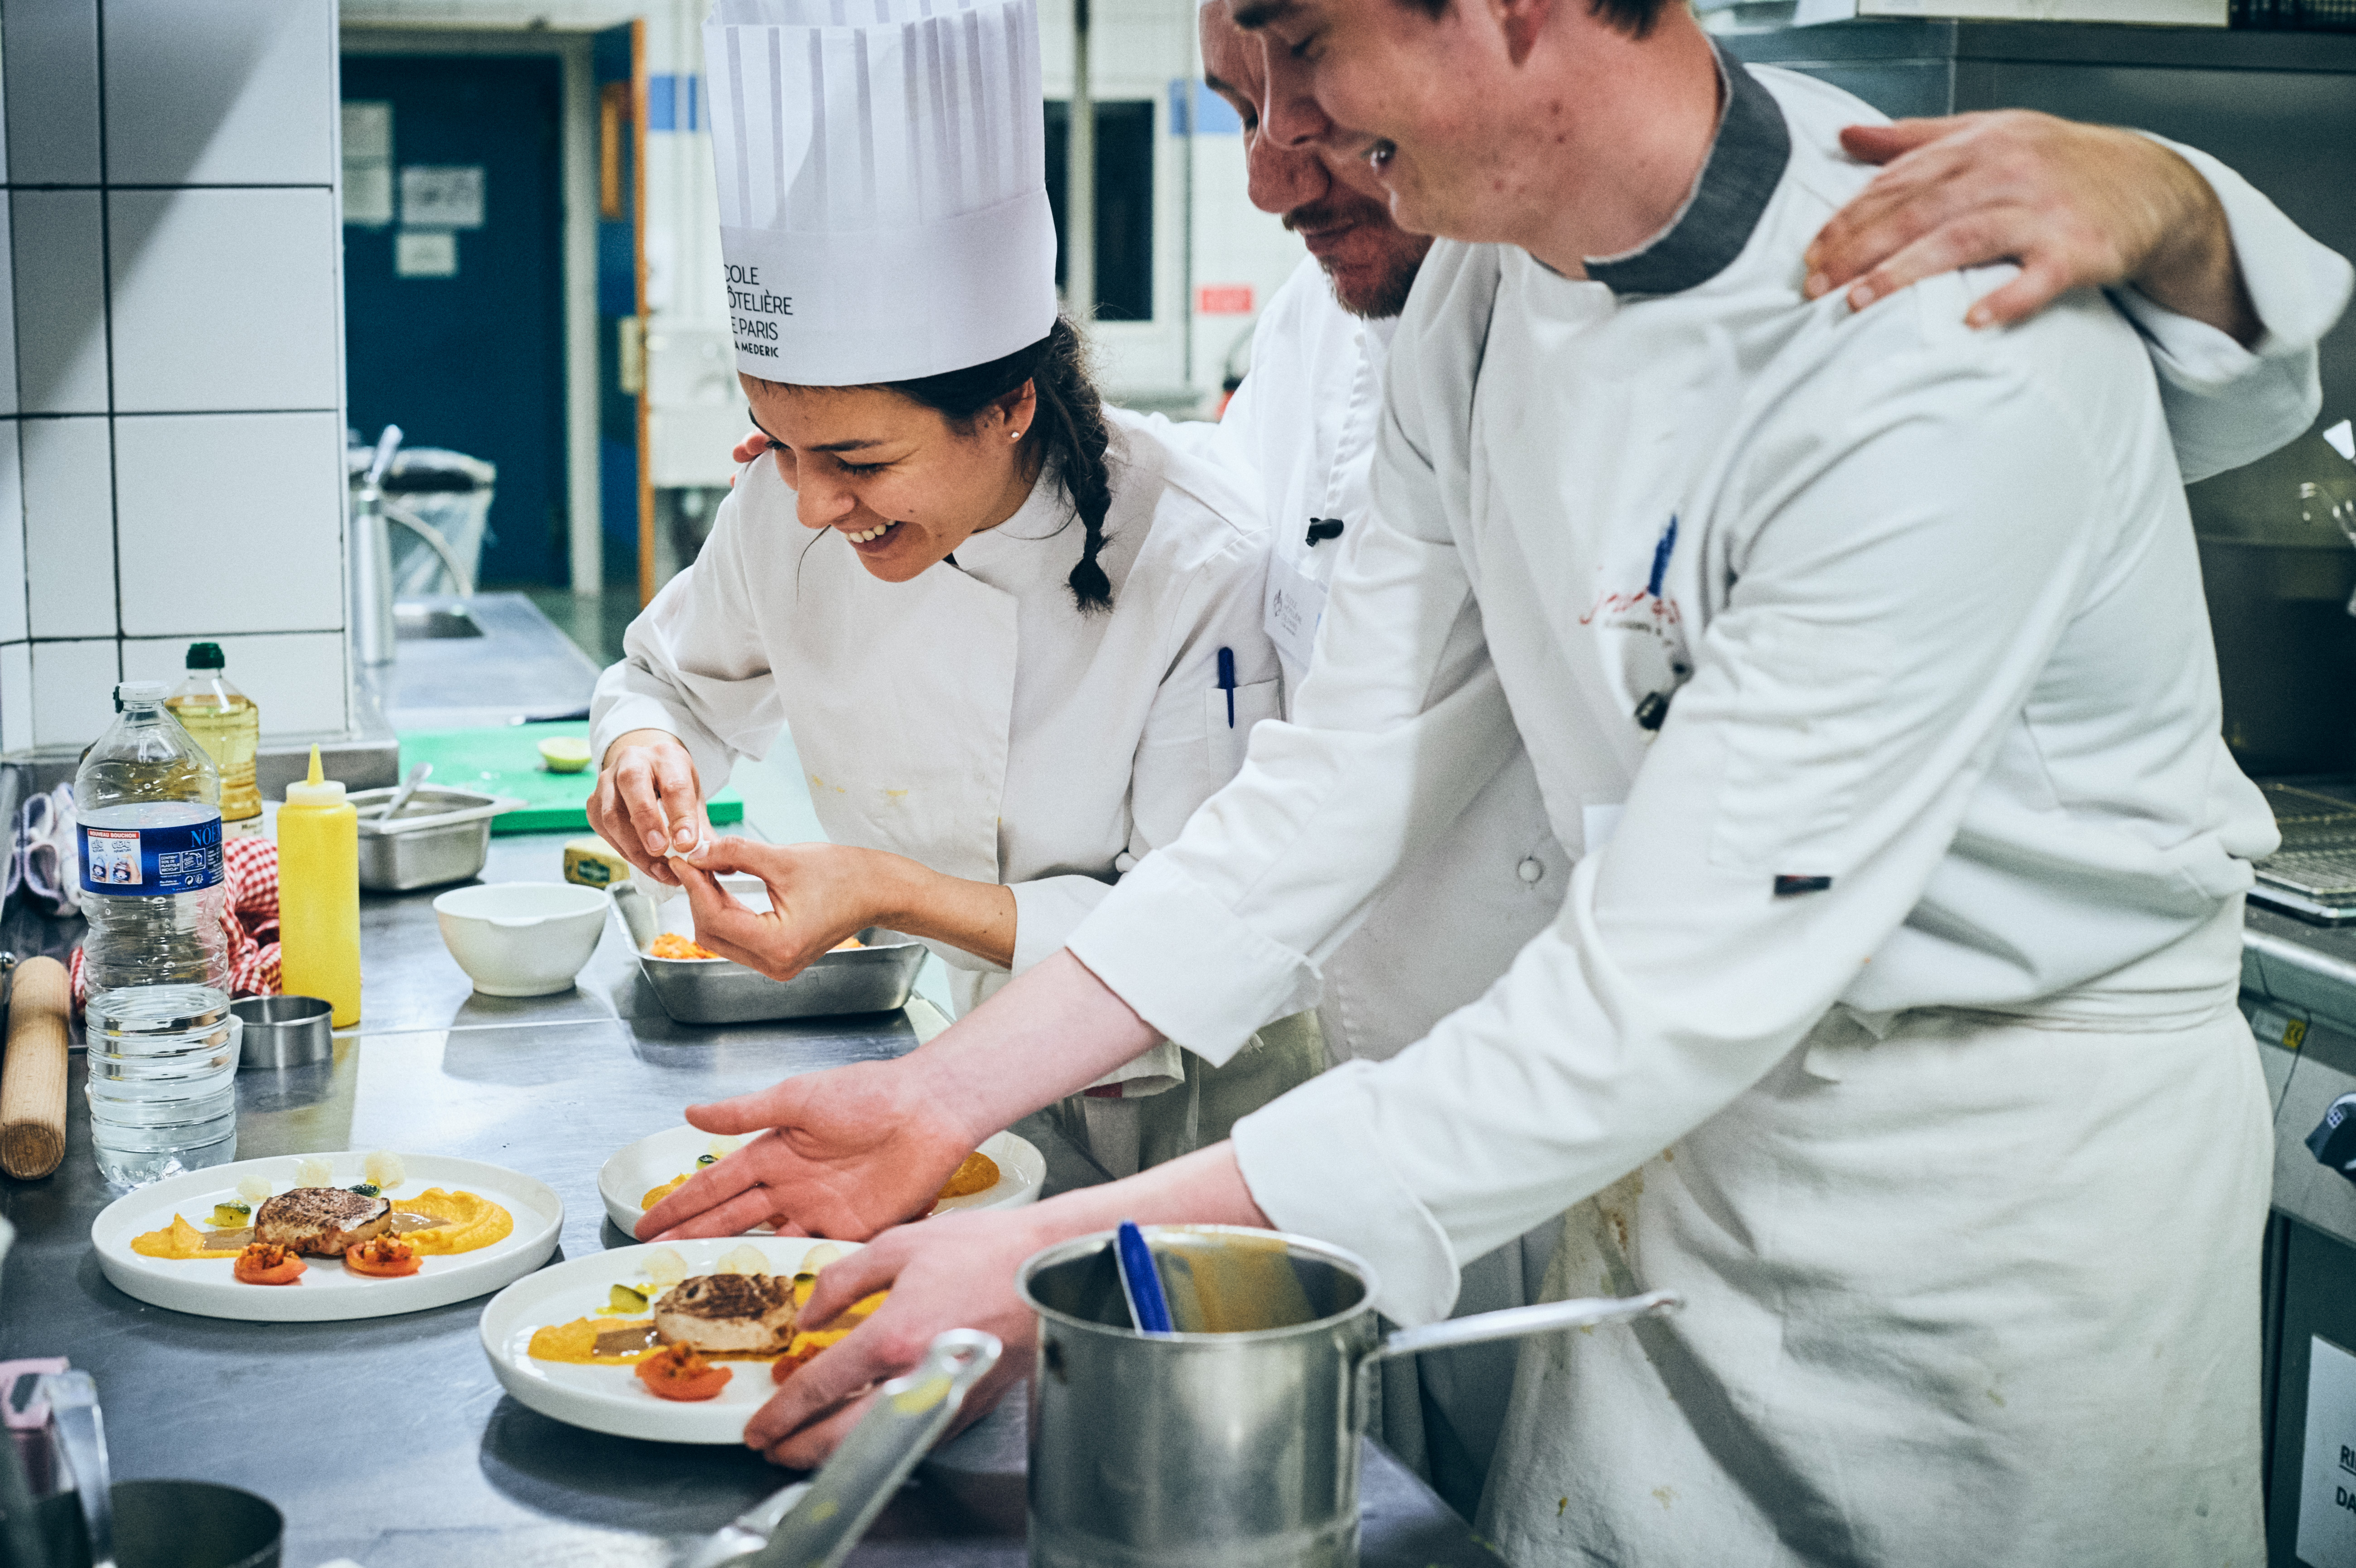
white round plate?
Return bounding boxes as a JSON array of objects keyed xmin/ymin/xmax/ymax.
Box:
[
  {"xmin": 597, "ymin": 1126, "xmax": 1044, "ymax": 1239},
  {"xmin": 480, "ymin": 1235, "xmax": 862, "ymax": 1444},
  {"xmin": 92, "ymin": 1151, "xmax": 563, "ymax": 1322}
]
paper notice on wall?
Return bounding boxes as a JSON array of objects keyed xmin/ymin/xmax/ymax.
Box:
[
  {"xmin": 344, "ymin": 101, "xmax": 392, "ymax": 162},
  {"xmin": 342, "ymin": 101, "xmax": 394, "ymax": 227},
  {"xmin": 400, "ymin": 165, "xmax": 485, "ymax": 230},
  {"xmin": 2298, "ymin": 1336, "xmax": 2356, "ymax": 1568},
  {"xmin": 343, "ymin": 164, "xmax": 393, "ymax": 228},
  {"xmin": 395, "ymin": 230, "xmax": 459, "ymax": 279}
]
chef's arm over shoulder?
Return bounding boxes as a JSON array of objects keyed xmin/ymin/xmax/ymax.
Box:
[
  {"xmin": 1229, "ymin": 329, "xmax": 2131, "ymax": 1326},
  {"xmin": 2118, "ymin": 135, "xmax": 2352, "ymax": 484}
]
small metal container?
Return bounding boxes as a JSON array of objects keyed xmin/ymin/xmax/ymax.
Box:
[
  {"xmin": 612, "ymin": 881, "xmax": 928, "ymax": 1023},
  {"xmin": 230, "ymin": 995, "xmax": 334, "ymax": 1070},
  {"xmin": 351, "ymin": 785, "xmax": 518, "ymax": 892},
  {"xmin": 27, "ymin": 1478, "xmax": 283, "ymax": 1568}
]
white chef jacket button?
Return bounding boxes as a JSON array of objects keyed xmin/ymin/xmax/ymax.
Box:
[
  {"xmin": 1114, "ymin": 852, "xmax": 1138, "ymax": 874},
  {"xmin": 1517, "ymin": 857, "xmax": 1544, "ymax": 884}
]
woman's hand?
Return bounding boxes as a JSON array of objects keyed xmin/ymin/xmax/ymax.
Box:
[
  {"xmin": 673, "ymin": 839, "xmax": 899, "ymax": 981},
  {"xmin": 680, "ymin": 840, "xmax": 1019, "ymax": 978},
  {"xmin": 742, "ymin": 1209, "xmax": 1052, "ymax": 1467},
  {"xmin": 636, "ymin": 1057, "xmax": 980, "ymax": 1241},
  {"xmin": 1806, "ymin": 111, "xmax": 2259, "ymax": 344},
  {"xmin": 586, "ymin": 729, "xmax": 710, "ymax": 887}
]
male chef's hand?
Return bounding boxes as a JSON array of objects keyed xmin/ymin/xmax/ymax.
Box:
[
  {"xmin": 587, "ymin": 729, "xmax": 712, "ymax": 887},
  {"xmin": 636, "ymin": 1058, "xmax": 976, "ymax": 1242},
  {"xmin": 728, "ymin": 429, "xmax": 795, "ymax": 488},
  {"xmin": 672, "ymin": 839, "xmax": 886, "ymax": 981},
  {"xmin": 1806, "ymin": 111, "xmax": 2260, "ymax": 345},
  {"xmin": 740, "ymin": 1141, "xmax": 1271, "ymax": 1467},
  {"xmin": 742, "ymin": 1209, "xmax": 1050, "ymax": 1467}
]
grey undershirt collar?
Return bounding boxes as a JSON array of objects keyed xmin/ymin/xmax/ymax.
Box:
[{"xmin": 1583, "ymin": 41, "xmax": 1791, "ymax": 298}]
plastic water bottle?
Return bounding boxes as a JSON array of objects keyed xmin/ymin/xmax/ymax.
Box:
[{"xmin": 76, "ymin": 681, "xmax": 238, "ymax": 1186}]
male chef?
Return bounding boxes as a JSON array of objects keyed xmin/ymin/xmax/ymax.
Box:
[
  {"xmin": 657, "ymin": 0, "xmax": 2353, "ymax": 1551},
  {"xmin": 1171, "ymin": 0, "xmax": 2349, "ymax": 1514}
]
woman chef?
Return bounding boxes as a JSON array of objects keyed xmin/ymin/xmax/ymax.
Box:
[{"xmin": 587, "ymin": 0, "xmax": 1319, "ymax": 1194}]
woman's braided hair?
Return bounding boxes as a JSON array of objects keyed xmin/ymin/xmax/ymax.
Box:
[{"xmin": 888, "ymin": 316, "xmax": 1115, "ymax": 613}]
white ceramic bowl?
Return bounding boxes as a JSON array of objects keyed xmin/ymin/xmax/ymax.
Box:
[{"xmin": 433, "ymin": 881, "xmax": 611, "ymax": 997}]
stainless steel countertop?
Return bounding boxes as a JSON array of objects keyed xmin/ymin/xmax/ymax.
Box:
[
  {"xmin": 0, "ymin": 834, "xmax": 1500, "ymax": 1568},
  {"xmin": 359, "ymin": 593, "xmax": 604, "ymax": 733}
]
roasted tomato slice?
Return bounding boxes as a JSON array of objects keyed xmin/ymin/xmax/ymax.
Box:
[
  {"xmin": 637, "ymin": 1344, "xmax": 732, "ymax": 1402},
  {"xmin": 233, "ymin": 1243, "xmax": 306, "ymax": 1286},
  {"xmin": 772, "ymin": 1343, "xmax": 826, "ymax": 1385},
  {"xmin": 344, "ymin": 1234, "xmax": 422, "ymax": 1278}
]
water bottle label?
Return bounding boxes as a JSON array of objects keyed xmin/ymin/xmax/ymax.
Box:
[{"xmin": 80, "ymin": 815, "xmax": 224, "ymax": 894}]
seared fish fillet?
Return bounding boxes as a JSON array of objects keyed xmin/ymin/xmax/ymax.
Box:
[
  {"xmin": 653, "ymin": 1274, "xmax": 798, "ymax": 1355},
  {"xmin": 253, "ymin": 1187, "xmax": 393, "ymax": 1256}
]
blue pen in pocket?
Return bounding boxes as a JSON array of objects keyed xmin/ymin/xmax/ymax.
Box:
[{"xmin": 1217, "ymin": 647, "xmax": 1236, "ymax": 729}]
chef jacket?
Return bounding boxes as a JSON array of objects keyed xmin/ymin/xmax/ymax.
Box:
[
  {"xmin": 592, "ymin": 407, "xmax": 1281, "ymax": 1090},
  {"xmin": 1197, "ymin": 145, "xmax": 2333, "ymax": 1070},
  {"xmin": 1067, "ymin": 56, "xmax": 2354, "ymax": 1323}
]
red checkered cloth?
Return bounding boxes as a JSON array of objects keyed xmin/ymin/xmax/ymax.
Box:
[{"xmin": 70, "ymin": 835, "xmax": 282, "ymax": 1014}]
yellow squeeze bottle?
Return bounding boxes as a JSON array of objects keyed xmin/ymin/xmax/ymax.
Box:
[{"xmin": 278, "ymin": 745, "xmax": 362, "ymax": 1025}]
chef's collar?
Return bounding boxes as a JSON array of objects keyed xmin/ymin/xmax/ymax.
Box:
[
  {"xmin": 1582, "ymin": 43, "xmax": 1789, "ymax": 298},
  {"xmin": 935, "ymin": 457, "xmax": 1077, "ymax": 586}
]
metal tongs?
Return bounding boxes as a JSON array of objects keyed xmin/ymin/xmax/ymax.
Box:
[{"xmin": 683, "ymin": 1329, "xmax": 1002, "ymax": 1568}]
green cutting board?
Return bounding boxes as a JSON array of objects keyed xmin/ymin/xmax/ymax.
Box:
[{"xmin": 396, "ymin": 721, "xmax": 745, "ymax": 836}]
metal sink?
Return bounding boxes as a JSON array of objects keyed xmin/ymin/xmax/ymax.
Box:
[
  {"xmin": 362, "ymin": 593, "xmax": 602, "ymax": 731},
  {"xmin": 395, "ymin": 604, "xmax": 485, "ymax": 640}
]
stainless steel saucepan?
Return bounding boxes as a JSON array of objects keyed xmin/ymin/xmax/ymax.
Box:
[{"xmin": 1019, "ymin": 1224, "xmax": 1678, "ymax": 1568}]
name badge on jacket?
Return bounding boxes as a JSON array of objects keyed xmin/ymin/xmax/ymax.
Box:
[{"xmin": 1265, "ymin": 549, "xmax": 1329, "ymax": 672}]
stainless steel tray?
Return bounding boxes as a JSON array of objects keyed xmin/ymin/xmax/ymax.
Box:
[
  {"xmin": 613, "ymin": 880, "xmax": 928, "ymax": 1023},
  {"xmin": 2250, "ymin": 782, "xmax": 2356, "ymax": 923},
  {"xmin": 352, "ymin": 785, "xmax": 524, "ymax": 892}
]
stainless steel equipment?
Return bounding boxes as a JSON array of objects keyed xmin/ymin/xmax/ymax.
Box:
[
  {"xmin": 611, "ymin": 882, "xmax": 929, "ymax": 1023},
  {"xmin": 348, "ymin": 427, "xmax": 402, "ymax": 670},
  {"xmin": 2189, "ymin": 439, "xmax": 2356, "ymax": 777},
  {"xmin": 352, "ymin": 785, "xmax": 519, "ymax": 893},
  {"xmin": 1019, "ymin": 1225, "xmax": 1679, "ymax": 1568},
  {"xmin": 18, "ymin": 1481, "xmax": 283, "ymax": 1568},
  {"xmin": 686, "ymin": 1331, "xmax": 1002, "ymax": 1568},
  {"xmin": 228, "ymin": 997, "xmax": 334, "ymax": 1071},
  {"xmin": 1721, "ymin": 21, "xmax": 2356, "ymax": 779}
]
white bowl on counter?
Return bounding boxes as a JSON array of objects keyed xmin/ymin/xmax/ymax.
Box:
[{"xmin": 433, "ymin": 881, "xmax": 612, "ymax": 996}]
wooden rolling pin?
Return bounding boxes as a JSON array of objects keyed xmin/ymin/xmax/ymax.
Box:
[{"xmin": 1, "ymin": 956, "xmax": 70, "ymax": 1179}]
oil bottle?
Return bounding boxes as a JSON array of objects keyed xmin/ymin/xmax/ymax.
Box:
[{"xmin": 166, "ymin": 643, "xmax": 262, "ymax": 837}]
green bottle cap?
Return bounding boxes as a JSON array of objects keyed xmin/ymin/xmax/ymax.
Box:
[{"xmin": 186, "ymin": 642, "xmax": 225, "ymax": 670}]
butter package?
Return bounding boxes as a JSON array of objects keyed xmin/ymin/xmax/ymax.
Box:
[{"xmin": 563, "ymin": 835, "xmax": 631, "ymax": 888}]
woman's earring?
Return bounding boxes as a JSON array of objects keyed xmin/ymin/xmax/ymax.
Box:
[{"xmin": 1010, "ymin": 428, "xmax": 1024, "ymax": 441}]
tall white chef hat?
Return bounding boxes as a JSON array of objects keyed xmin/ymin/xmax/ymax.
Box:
[{"xmin": 705, "ymin": 0, "xmax": 1059, "ymax": 386}]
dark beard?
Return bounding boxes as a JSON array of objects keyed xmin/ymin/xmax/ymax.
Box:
[{"xmin": 1326, "ymin": 252, "xmax": 1419, "ymax": 321}]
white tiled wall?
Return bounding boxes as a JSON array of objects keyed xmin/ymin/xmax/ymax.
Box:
[{"xmin": 0, "ymin": 0, "xmax": 349, "ymax": 755}]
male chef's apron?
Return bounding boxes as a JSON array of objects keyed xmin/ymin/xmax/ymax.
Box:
[{"xmin": 1477, "ymin": 987, "xmax": 2270, "ymax": 1567}]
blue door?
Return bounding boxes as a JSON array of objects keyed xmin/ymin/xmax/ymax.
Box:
[{"xmin": 342, "ymin": 55, "xmax": 569, "ymax": 588}]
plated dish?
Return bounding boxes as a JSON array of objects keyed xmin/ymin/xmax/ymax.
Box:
[
  {"xmin": 92, "ymin": 1151, "xmax": 563, "ymax": 1322},
  {"xmin": 480, "ymin": 1236, "xmax": 874, "ymax": 1443},
  {"xmin": 597, "ymin": 1125, "xmax": 1046, "ymax": 1239}
]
